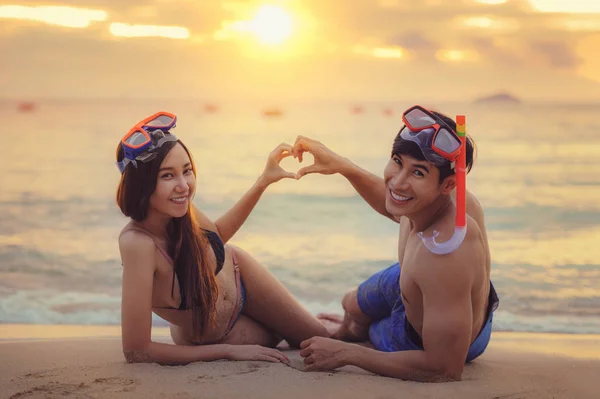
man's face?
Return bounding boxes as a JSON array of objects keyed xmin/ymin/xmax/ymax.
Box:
[{"xmin": 383, "ymin": 153, "xmax": 448, "ymax": 219}]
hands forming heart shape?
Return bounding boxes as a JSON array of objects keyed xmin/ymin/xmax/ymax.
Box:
[{"xmin": 260, "ymin": 136, "xmax": 344, "ymax": 185}]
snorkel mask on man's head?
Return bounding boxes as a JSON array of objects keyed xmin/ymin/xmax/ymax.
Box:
[
  {"xmin": 399, "ymin": 105, "xmax": 462, "ymax": 168},
  {"xmin": 116, "ymin": 111, "xmax": 179, "ymax": 174},
  {"xmin": 399, "ymin": 105, "xmax": 468, "ymax": 255}
]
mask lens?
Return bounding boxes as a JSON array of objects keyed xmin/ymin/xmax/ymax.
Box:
[
  {"xmin": 405, "ymin": 108, "xmax": 436, "ymax": 129},
  {"xmin": 144, "ymin": 114, "xmax": 175, "ymax": 128},
  {"xmin": 125, "ymin": 131, "xmax": 149, "ymax": 146},
  {"xmin": 434, "ymin": 128, "xmax": 461, "ymax": 154}
]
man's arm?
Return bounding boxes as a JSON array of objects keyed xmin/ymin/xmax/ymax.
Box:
[
  {"xmin": 300, "ymin": 247, "xmax": 474, "ymax": 381},
  {"xmin": 350, "ymin": 248, "xmax": 474, "ymax": 381},
  {"xmin": 338, "ymin": 159, "xmax": 395, "ymax": 222},
  {"xmin": 293, "ymin": 136, "xmax": 396, "ymax": 222}
]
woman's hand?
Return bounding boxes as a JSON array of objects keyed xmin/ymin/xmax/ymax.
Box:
[
  {"xmin": 258, "ymin": 143, "xmax": 298, "ymax": 187},
  {"xmin": 227, "ymin": 344, "xmax": 291, "ymax": 365}
]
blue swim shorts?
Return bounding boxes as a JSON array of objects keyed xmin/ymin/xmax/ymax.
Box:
[{"xmin": 356, "ymin": 262, "xmax": 499, "ymax": 363}]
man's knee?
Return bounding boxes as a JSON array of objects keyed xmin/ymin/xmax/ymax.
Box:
[{"xmin": 342, "ymin": 289, "xmax": 370, "ymax": 324}]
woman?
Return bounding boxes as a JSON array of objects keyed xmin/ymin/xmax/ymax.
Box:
[{"xmin": 116, "ymin": 111, "xmax": 328, "ymax": 365}]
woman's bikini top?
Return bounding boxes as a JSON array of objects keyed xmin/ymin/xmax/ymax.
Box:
[{"xmin": 123, "ymin": 225, "xmax": 225, "ymax": 311}]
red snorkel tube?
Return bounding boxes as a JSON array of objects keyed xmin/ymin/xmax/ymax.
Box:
[{"xmin": 417, "ymin": 115, "xmax": 467, "ymax": 254}]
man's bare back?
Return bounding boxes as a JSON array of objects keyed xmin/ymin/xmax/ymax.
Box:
[{"xmin": 398, "ymin": 191, "xmax": 491, "ymax": 344}]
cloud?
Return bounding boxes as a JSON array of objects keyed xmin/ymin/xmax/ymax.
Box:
[
  {"xmin": 466, "ymin": 36, "xmax": 524, "ymax": 67},
  {"xmin": 529, "ymin": 40, "xmax": 581, "ymax": 68},
  {"xmin": 385, "ymin": 31, "xmax": 438, "ymax": 61},
  {"xmin": 389, "ymin": 31, "xmax": 436, "ymax": 51}
]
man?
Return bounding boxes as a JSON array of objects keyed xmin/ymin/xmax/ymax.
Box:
[{"xmin": 293, "ymin": 107, "xmax": 498, "ymax": 382}]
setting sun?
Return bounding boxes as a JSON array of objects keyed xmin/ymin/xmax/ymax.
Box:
[{"xmin": 246, "ymin": 4, "xmax": 294, "ymax": 45}]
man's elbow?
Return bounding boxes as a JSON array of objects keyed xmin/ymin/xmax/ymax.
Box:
[{"xmin": 434, "ymin": 364, "xmax": 463, "ymax": 382}]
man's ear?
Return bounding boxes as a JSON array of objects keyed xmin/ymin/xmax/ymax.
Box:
[{"xmin": 440, "ymin": 175, "xmax": 456, "ymax": 194}]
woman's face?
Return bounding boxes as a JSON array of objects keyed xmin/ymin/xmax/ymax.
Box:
[{"xmin": 148, "ymin": 143, "xmax": 196, "ymax": 218}]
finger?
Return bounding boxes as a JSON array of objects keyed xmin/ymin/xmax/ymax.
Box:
[
  {"xmin": 266, "ymin": 347, "xmax": 289, "ymax": 360},
  {"xmin": 293, "ymin": 135, "xmax": 308, "ymax": 147},
  {"xmin": 299, "ymin": 347, "xmax": 311, "ymax": 357},
  {"xmin": 276, "ymin": 151, "xmax": 293, "ymax": 163},
  {"xmin": 282, "ymin": 172, "xmax": 298, "ymax": 180},
  {"xmin": 279, "ymin": 142, "xmax": 293, "ymax": 150},
  {"xmin": 256, "ymin": 354, "xmax": 282, "ymax": 363},
  {"xmin": 300, "ymin": 338, "xmax": 313, "ymax": 349},
  {"xmin": 271, "ymin": 353, "xmax": 290, "ymax": 366},
  {"xmin": 292, "ymin": 137, "xmax": 310, "ymax": 159},
  {"xmin": 274, "ymin": 351, "xmax": 291, "ymax": 366},
  {"xmin": 275, "ymin": 143, "xmax": 294, "ymax": 157},
  {"xmin": 297, "ymin": 164, "xmax": 320, "ymax": 178},
  {"xmin": 270, "ymin": 147, "xmax": 290, "ymax": 161},
  {"xmin": 291, "ymin": 138, "xmax": 303, "ymax": 158},
  {"xmin": 304, "ymin": 364, "xmax": 316, "ymax": 372},
  {"xmin": 317, "ymin": 313, "xmax": 344, "ymax": 323},
  {"xmin": 303, "ymin": 355, "xmax": 315, "ymax": 365}
]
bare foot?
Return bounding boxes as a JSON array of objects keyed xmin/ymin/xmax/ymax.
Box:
[
  {"xmin": 317, "ymin": 313, "xmax": 344, "ymax": 336},
  {"xmin": 317, "ymin": 313, "xmax": 344, "ymax": 324}
]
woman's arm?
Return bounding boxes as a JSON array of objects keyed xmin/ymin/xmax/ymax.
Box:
[
  {"xmin": 119, "ymin": 230, "xmax": 288, "ymax": 365},
  {"xmin": 194, "ymin": 143, "xmax": 296, "ymax": 243}
]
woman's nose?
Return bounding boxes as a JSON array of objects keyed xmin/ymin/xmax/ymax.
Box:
[{"xmin": 174, "ymin": 176, "xmax": 188, "ymax": 192}]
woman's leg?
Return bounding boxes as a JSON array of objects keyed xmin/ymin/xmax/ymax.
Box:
[
  {"xmin": 232, "ymin": 246, "xmax": 329, "ymax": 348},
  {"xmin": 170, "ymin": 316, "xmax": 280, "ymax": 347},
  {"xmin": 219, "ymin": 314, "xmax": 281, "ymax": 347}
]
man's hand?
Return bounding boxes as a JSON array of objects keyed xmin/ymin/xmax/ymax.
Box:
[
  {"xmin": 299, "ymin": 336, "xmax": 353, "ymax": 371},
  {"xmin": 292, "ymin": 136, "xmax": 347, "ymax": 178}
]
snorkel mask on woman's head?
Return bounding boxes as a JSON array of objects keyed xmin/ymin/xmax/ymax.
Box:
[{"xmin": 116, "ymin": 111, "xmax": 179, "ymax": 174}]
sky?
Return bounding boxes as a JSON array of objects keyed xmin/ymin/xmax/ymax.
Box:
[{"xmin": 1, "ymin": 0, "xmax": 600, "ymax": 102}]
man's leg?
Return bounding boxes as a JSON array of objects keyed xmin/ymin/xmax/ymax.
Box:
[
  {"xmin": 323, "ymin": 288, "xmax": 372, "ymax": 341},
  {"xmin": 325, "ymin": 263, "xmax": 402, "ymax": 343}
]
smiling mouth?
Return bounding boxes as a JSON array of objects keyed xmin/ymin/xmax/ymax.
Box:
[
  {"xmin": 389, "ymin": 189, "xmax": 414, "ymax": 202},
  {"xmin": 170, "ymin": 196, "xmax": 188, "ymax": 204}
]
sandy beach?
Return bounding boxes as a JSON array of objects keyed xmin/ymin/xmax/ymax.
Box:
[{"xmin": 1, "ymin": 325, "xmax": 599, "ymax": 399}]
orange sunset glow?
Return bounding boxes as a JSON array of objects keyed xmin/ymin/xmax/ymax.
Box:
[{"xmin": 0, "ymin": 0, "xmax": 599, "ymax": 101}]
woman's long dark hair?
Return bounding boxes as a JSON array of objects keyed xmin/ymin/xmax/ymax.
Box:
[{"xmin": 116, "ymin": 139, "xmax": 219, "ymax": 336}]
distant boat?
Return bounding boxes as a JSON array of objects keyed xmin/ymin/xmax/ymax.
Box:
[
  {"xmin": 262, "ymin": 108, "xmax": 284, "ymax": 118},
  {"xmin": 203, "ymin": 103, "xmax": 219, "ymax": 113},
  {"xmin": 474, "ymin": 92, "xmax": 522, "ymax": 105},
  {"xmin": 17, "ymin": 102, "xmax": 36, "ymax": 112},
  {"xmin": 382, "ymin": 108, "xmax": 394, "ymax": 117},
  {"xmin": 351, "ymin": 105, "xmax": 364, "ymax": 115}
]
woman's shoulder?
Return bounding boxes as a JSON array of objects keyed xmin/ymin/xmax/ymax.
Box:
[
  {"xmin": 118, "ymin": 221, "xmax": 137, "ymax": 239},
  {"xmin": 118, "ymin": 224, "xmax": 157, "ymax": 259}
]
